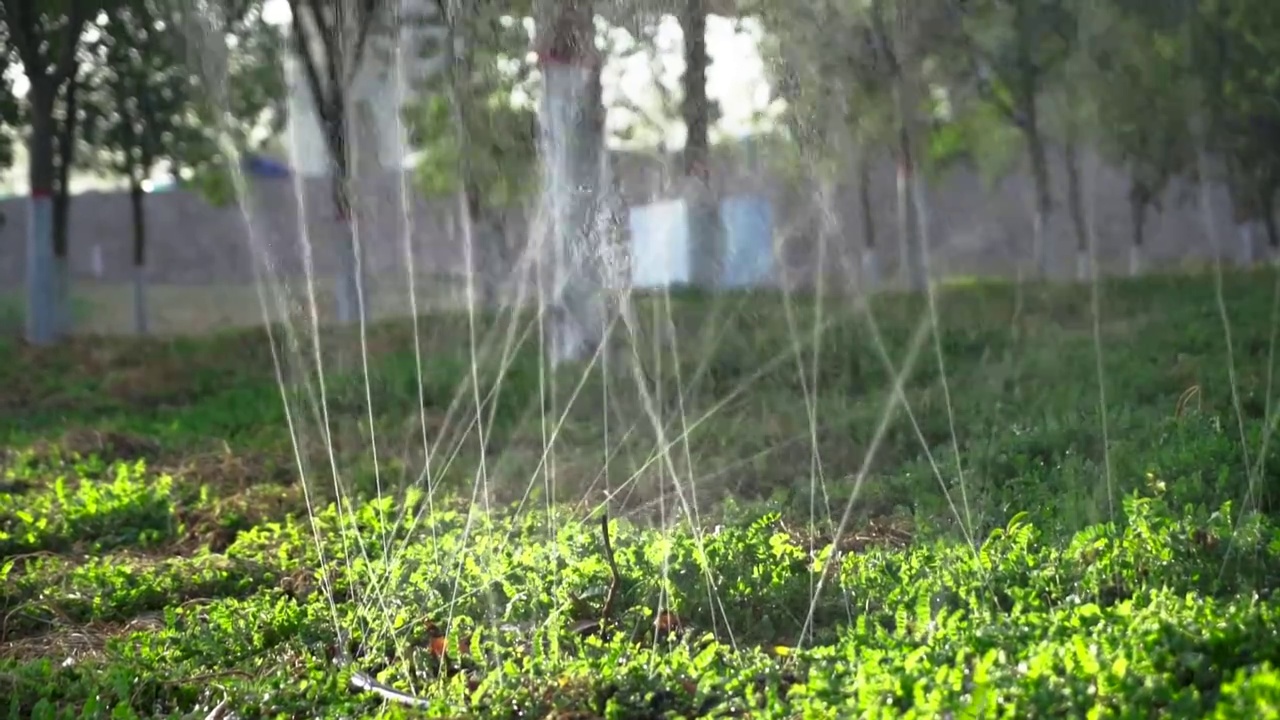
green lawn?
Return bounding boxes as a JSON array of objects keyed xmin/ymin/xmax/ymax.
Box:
[{"xmin": 2, "ymin": 272, "xmax": 1280, "ymax": 718}]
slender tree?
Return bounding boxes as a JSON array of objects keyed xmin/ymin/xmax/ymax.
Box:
[
  {"xmin": 757, "ymin": 1, "xmax": 931, "ymax": 292},
  {"xmin": 0, "ymin": 67, "xmax": 15, "ymax": 245},
  {"xmin": 761, "ymin": 0, "xmax": 889, "ymax": 288},
  {"xmin": 874, "ymin": 0, "xmax": 934, "ymax": 291},
  {"xmin": 1215, "ymin": 0, "xmax": 1280, "ymax": 264},
  {"xmin": 1086, "ymin": 7, "xmax": 1194, "ymax": 276},
  {"xmin": 81, "ymin": 1, "xmax": 214, "ymax": 334},
  {"xmin": 0, "ymin": 34, "xmax": 15, "ymax": 174},
  {"xmin": 1120, "ymin": 0, "xmax": 1280, "ymax": 266},
  {"xmin": 167, "ymin": 0, "xmax": 286, "ymax": 208},
  {"xmin": 284, "ymin": 0, "xmax": 394, "ymax": 325},
  {"xmin": 949, "ymin": 0, "xmax": 1076, "ymax": 279},
  {"xmin": 49, "ymin": 66, "xmax": 84, "ymax": 334},
  {"xmin": 412, "ymin": 0, "xmax": 538, "ymax": 307},
  {"xmin": 679, "ymin": 0, "xmax": 721, "ymax": 289}
]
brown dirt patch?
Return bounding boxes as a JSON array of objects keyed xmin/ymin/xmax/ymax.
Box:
[
  {"xmin": 161, "ymin": 447, "xmax": 295, "ymax": 493},
  {"xmin": 781, "ymin": 514, "xmax": 915, "ymax": 556},
  {"xmin": 2, "ymin": 430, "xmax": 162, "ymax": 481},
  {"xmin": 0, "ymin": 615, "xmax": 164, "ymax": 662},
  {"xmin": 58, "ymin": 429, "xmax": 162, "ymax": 464}
]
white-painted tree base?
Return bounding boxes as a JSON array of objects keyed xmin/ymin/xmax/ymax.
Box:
[
  {"xmin": 539, "ymin": 60, "xmax": 609, "ymax": 369},
  {"xmin": 1238, "ymin": 223, "xmax": 1260, "ymax": 267},
  {"xmin": 686, "ymin": 191, "xmax": 721, "ymax": 290},
  {"xmin": 1031, "ymin": 210, "xmax": 1049, "ymax": 280},
  {"xmin": 25, "ymin": 195, "xmax": 56, "ymax": 346},
  {"xmin": 91, "ymin": 244, "xmax": 104, "ymax": 278},
  {"xmin": 333, "ymin": 234, "xmax": 366, "ymax": 326},
  {"xmin": 861, "ymin": 249, "xmax": 880, "ymax": 290},
  {"xmin": 1076, "ymin": 251, "xmax": 1090, "ymax": 283},
  {"xmin": 1128, "ymin": 245, "xmax": 1142, "ymax": 277}
]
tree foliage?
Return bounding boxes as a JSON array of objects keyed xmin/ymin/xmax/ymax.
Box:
[
  {"xmin": 1210, "ymin": 0, "xmax": 1280, "ymax": 233},
  {"xmin": 756, "ymin": 1, "xmax": 891, "ymax": 176},
  {"xmin": 9, "ymin": 0, "xmax": 1280, "ymax": 286},
  {"xmin": 170, "ymin": 3, "xmax": 285, "ymax": 206},
  {"xmin": 84, "ymin": 0, "xmax": 286, "ymax": 206},
  {"xmin": 0, "ymin": 0, "xmax": 100, "ymax": 181},
  {"xmin": 83, "ymin": 4, "xmax": 194, "ymax": 185},
  {"xmin": 1086, "ymin": 8, "xmax": 1194, "ymax": 220},
  {"xmin": 755, "ymin": 0, "xmax": 1280, "ymax": 261},
  {"xmin": 0, "ymin": 55, "xmax": 17, "ymax": 173},
  {"xmin": 407, "ymin": 0, "xmax": 538, "ymax": 211}
]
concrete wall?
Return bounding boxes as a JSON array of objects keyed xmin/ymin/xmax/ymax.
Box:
[{"xmin": 0, "ymin": 143, "xmax": 1252, "ymax": 299}]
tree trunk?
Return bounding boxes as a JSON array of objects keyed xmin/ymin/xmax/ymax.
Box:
[
  {"xmin": 1264, "ymin": 190, "xmax": 1278, "ymax": 265},
  {"xmin": 681, "ymin": 2, "xmax": 708, "ymax": 177},
  {"xmin": 12, "ymin": 1, "xmax": 86, "ymax": 346},
  {"xmin": 1227, "ymin": 178, "xmax": 1260, "ymax": 267},
  {"xmin": 813, "ymin": 173, "xmax": 837, "ymax": 296},
  {"xmin": 51, "ymin": 74, "xmax": 80, "ymax": 336},
  {"xmin": 291, "ymin": 0, "xmax": 366, "ymax": 329},
  {"xmin": 465, "ymin": 186, "xmax": 507, "ymax": 308},
  {"xmin": 1024, "ymin": 113, "xmax": 1052, "ymax": 280},
  {"xmin": 24, "ymin": 88, "xmax": 57, "ymax": 346},
  {"xmin": 681, "ymin": 0, "xmax": 720, "ymax": 289},
  {"xmin": 325, "ymin": 110, "xmax": 365, "ymax": 326},
  {"xmin": 129, "ymin": 180, "xmax": 148, "ymax": 335},
  {"xmin": 1064, "ymin": 137, "xmax": 1088, "ymax": 282},
  {"xmin": 537, "ymin": 0, "xmax": 611, "ymax": 367},
  {"xmin": 857, "ymin": 147, "xmax": 879, "ymax": 288},
  {"xmin": 441, "ymin": 3, "xmax": 493, "ymax": 312},
  {"xmin": 51, "ymin": 172, "xmax": 71, "ymax": 337},
  {"xmin": 1252, "ymin": 183, "xmax": 1277, "ymax": 265},
  {"xmin": 476, "ymin": 215, "xmax": 508, "ymax": 308},
  {"xmin": 1128, "ymin": 185, "xmax": 1146, "ymax": 277},
  {"xmin": 892, "ymin": 89, "xmax": 926, "ymax": 292},
  {"xmin": 1240, "ymin": 223, "xmax": 1258, "ymax": 266}
]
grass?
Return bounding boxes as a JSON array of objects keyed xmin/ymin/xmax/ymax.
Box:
[{"xmin": 2, "ymin": 270, "xmax": 1280, "ymax": 718}]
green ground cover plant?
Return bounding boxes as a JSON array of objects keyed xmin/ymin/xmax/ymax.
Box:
[{"xmin": 2, "ymin": 272, "xmax": 1280, "ymax": 718}]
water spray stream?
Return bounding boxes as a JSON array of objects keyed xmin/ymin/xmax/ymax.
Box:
[
  {"xmin": 1169, "ymin": 4, "xmax": 1261, "ymax": 574},
  {"xmin": 391, "ymin": 0, "xmax": 441, "ymax": 573},
  {"xmin": 345, "ymin": 93, "xmax": 391, "ymax": 573},
  {"xmin": 615, "ymin": 297, "xmax": 740, "ymax": 651},
  {"xmin": 792, "ymin": 171, "xmax": 848, "ymax": 639},
  {"xmin": 853, "ymin": 290, "xmax": 978, "ymax": 554},
  {"xmin": 646, "ymin": 294, "xmax": 726, "ymax": 643},
  {"xmin": 800, "ymin": 312, "xmax": 933, "ymax": 645},
  {"xmin": 284, "ymin": 93, "xmax": 391, "ymax": 639},
  {"xmin": 911, "ymin": 164, "xmax": 974, "ymax": 540},
  {"xmin": 168, "ymin": 0, "xmax": 354, "ymax": 658},
  {"xmin": 1197, "ymin": 140, "xmax": 1263, "ymax": 575},
  {"xmin": 430, "ymin": 5, "xmax": 504, "ymax": 650},
  {"xmin": 1251, "ymin": 240, "xmax": 1280, "ymax": 502},
  {"xmin": 1075, "ymin": 2, "xmax": 1118, "ymax": 525},
  {"xmin": 67, "ymin": 0, "xmax": 1280, "ymax": 714}
]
